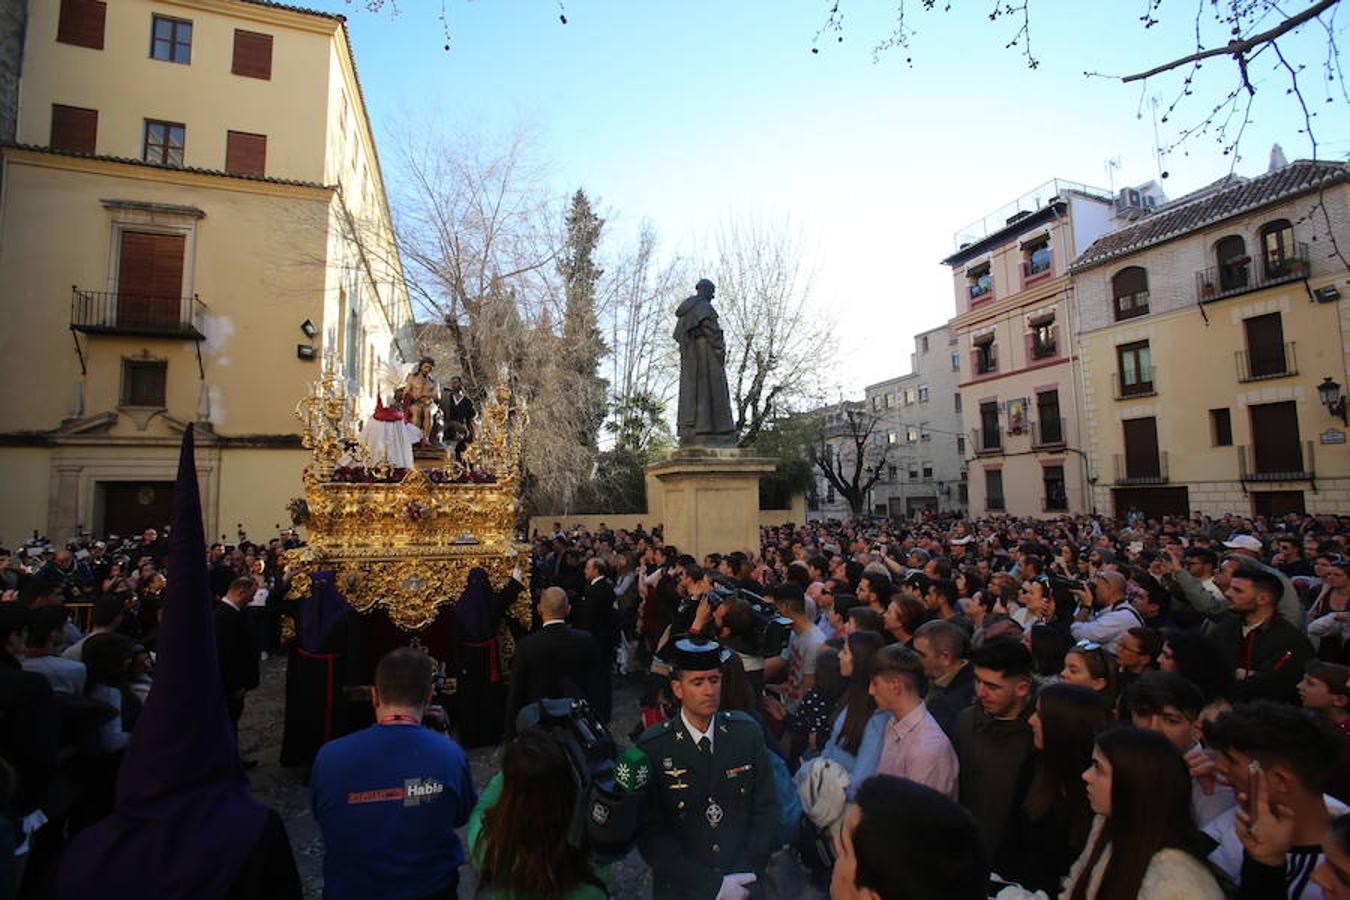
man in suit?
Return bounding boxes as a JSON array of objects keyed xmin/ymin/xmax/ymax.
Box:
[
  {"xmin": 1204, "ymin": 567, "xmax": 1312, "ymax": 704},
  {"xmin": 441, "ymin": 376, "xmax": 475, "ymax": 460},
  {"xmin": 504, "ymin": 586, "xmax": 603, "ymax": 735},
  {"xmin": 573, "ymin": 556, "xmax": 618, "ymax": 720},
  {"xmin": 635, "ymin": 636, "xmax": 780, "ymax": 899},
  {"xmin": 214, "ymin": 576, "xmax": 260, "ymax": 750}
]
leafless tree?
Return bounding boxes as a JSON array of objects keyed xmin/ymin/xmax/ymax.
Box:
[
  {"xmin": 704, "ymin": 217, "xmax": 836, "ymax": 447},
  {"xmin": 809, "ymin": 403, "xmax": 893, "ymax": 516}
]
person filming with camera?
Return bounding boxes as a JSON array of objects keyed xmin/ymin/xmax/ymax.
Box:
[{"xmin": 310, "ymin": 647, "xmax": 477, "ymax": 900}]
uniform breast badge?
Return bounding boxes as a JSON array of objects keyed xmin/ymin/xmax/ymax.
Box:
[{"xmin": 705, "ymin": 799, "xmax": 724, "ymax": 827}]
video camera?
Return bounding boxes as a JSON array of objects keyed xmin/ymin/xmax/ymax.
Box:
[
  {"xmin": 709, "ymin": 583, "xmax": 791, "ymax": 659},
  {"xmin": 514, "ymin": 697, "xmax": 647, "ymax": 862}
]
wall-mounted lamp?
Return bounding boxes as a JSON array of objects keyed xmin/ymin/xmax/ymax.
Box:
[
  {"xmin": 296, "ymin": 344, "xmax": 317, "ymax": 361},
  {"xmin": 1313, "ymin": 285, "xmax": 1341, "ymax": 303},
  {"xmin": 1318, "ymin": 376, "xmax": 1347, "ymax": 425},
  {"xmin": 300, "ymin": 319, "xmax": 318, "ymax": 339}
]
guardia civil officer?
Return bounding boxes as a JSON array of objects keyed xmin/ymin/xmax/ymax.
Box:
[{"xmin": 634, "ymin": 636, "xmax": 780, "ymax": 899}]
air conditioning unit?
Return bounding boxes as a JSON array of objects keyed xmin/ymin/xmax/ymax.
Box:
[{"xmin": 1115, "ymin": 188, "xmax": 1143, "ymax": 210}]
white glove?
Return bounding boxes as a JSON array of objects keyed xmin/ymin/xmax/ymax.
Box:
[
  {"xmin": 715, "ymin": 873, "xmax": 756, "ymax": 900},
  {"xmin": 512, "ymin": 566, "xmax": 523, "ymax": 582}
]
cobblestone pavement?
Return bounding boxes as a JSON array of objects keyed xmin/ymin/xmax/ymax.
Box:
[{"xmin": 240, "ymin": 656, "xmax": 653, "ymax": 899}]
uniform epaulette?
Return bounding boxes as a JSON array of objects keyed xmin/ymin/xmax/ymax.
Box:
[
  {"xmin": 719, "ymin": 710, "xmax": 758, "ymax": 728},
  {"xmin": 636, "ymin": 718, "xmax": 677, "ymax": 746}
]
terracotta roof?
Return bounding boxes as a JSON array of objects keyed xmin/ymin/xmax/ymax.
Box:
[
  {"xmin": 237, "ymin": 0, "xmax": 345, "ymax": 21},
  {"xmin": 3, "ymin": 143, "xmax": 332, "ymax": 190},
  {"xmin": 1070, "ymin": 160, "xmax": 1349, "ymax": 271}
]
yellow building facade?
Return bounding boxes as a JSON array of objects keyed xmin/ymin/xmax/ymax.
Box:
[
  {"xmin": 1070, "ymin": 161, "xmax": 1350, "ymax": 519},
  {"xmin": 0, "ymin": 0, "xmax": 411, "ymax": 546},
  {"xmin": 945, "ymin": 180, "xmax": 1119, "ymax": 517}
]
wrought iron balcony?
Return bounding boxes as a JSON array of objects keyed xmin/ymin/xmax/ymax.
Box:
[
  {"xmin": 1238, "ymin": 441, "xmax": 1315, "ymax": 482},
  {"xmin": 973, "ymin": 349, "xmax": 998, "ymax": 375},
  {"xmin": 71, "ymin": 287, "xmax": 206, "ymax": 339},
  {"xmin": 1114, "ymin": 451, "xmax": 1168, "ymax": 485},
  {"xmin": 1236, "ymin": 342, "xmax": 1298, "ymax": 382},
  {"xmin": 1195, "ymin": 243, "xmax": 1309, "ymax": 303},
  {"xmin": 1032, "ymin": 417, "xmax": 1066, "ymax": 447},
  {"xmin": 1113, "ymin": 367, "xmax": 1157, "ymax": 400},
  {"xmin": 1042, "ymin": 494, "xmax": 1069, "ymax": 512},
  {"xmin": 971, "ymin": 427, "xmax": 1002, "ymax": 455}
]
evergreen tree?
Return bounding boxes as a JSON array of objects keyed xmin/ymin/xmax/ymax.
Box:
[{"xmin": 558, "ymin": 189, "xmax": 609, "ymax": 450}]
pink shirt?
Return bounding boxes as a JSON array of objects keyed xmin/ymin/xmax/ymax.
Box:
[{"xmin": 875, "ymin": 702, "xmax": 959, "ymax": 799}]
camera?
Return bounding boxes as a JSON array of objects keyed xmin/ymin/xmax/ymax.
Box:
[
  {"xmin": 710, "ymin": 584, "xmax": 791, "ymax": 659},
  {"xmin": 514, "ymin": 697, "xmax": 640, "ymax": 861}
]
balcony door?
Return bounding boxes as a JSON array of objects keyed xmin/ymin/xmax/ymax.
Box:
[
  {"xmin": 1250, "ymin": 402, "xmax": 1303, "ymax": 475},
  {"xmin": 1244, "ymin": 313, "xmax": 1287, "ymax": 378},
  {"xmin": 117, "ymin": 231, "xmax": 185, "ymax": 330},
  {"xmin": 1122, "ymin": 417, "xmax": 1161, "ymax": 480},
  {"xmin": 979, "ymin": 401, "xmax": 1000, "ymax": 451}
]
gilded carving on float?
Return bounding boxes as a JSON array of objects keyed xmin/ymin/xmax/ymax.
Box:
[{"xmin": 286, "ymin": 360, "xmax": 531, "ymax": 634}]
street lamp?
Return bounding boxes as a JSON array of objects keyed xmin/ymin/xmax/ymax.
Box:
[{"xmin": 1318, "ymin": 377, "xmax": 1347, "ymax": 426}]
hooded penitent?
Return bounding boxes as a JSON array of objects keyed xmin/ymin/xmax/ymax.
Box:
[{"xmin": 59, "ymin": 425, "xmax": 269, "ymax": 899}]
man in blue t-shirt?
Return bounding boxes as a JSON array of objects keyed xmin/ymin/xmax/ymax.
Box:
[{"xmin": 311, "ymin": 647, "xmax": 476, "ymax": 900}]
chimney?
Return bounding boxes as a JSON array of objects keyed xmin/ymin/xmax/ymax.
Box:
[{"xmin": 1268, "ymin": 143, "xmax": 1288, "ymax": 172}]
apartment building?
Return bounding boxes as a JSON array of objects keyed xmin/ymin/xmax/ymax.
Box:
[
  {"xmin": 944, "ymin": 179, "xmax": 1118, "ymax": 517},
  {"xmin": 863, "ymin": 324, "xmax": 967, "ymax": 517},
  {"xmin": 0, "ymin": 0, "xmax": 412, "ymax": 544},
  {"xmin": 1070, "ymin": 160, "xmax": 1350, "ymax": 518}
]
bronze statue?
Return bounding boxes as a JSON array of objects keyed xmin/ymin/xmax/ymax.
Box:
[{"xmin": 673, "ymin": 279, "xmax": 737, "ymax": 448}]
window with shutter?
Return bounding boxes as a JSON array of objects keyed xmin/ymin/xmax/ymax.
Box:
[
  {"xmin": 57, "ymin": 0, "xmax": 106, "ymax": 50},
  {"xmin": 1243, "ymin": 313, "xmax": 1288, "ymax": 378},
  {"xmin": 233, "ymin": 30, "xmax": 273, "ymax": 79},
  {"xmin": 50, "ymin": 104, "xmax": 97, "ymax": 154},
  {"xmin": 1250, "ymin": 402, "xmax": 1303, "ymax": 475},
  {"xmin": 1122, "ymin": 417, "xmax": 1161, "ymax": 479},
  {"xmin": 225, "ymin": 131, "xmax": 267, "ymax": 177},
  {"xmin": 117, "ymin": 232, "xmax": 185, "ymax": 331}
]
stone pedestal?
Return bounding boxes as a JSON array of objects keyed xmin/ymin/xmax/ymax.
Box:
[{"xmin": 644, "ymin": 448, "xmax": 777, "ymax": 561}]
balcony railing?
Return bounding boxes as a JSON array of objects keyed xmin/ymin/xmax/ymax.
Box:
[
  {"xmin": 1195, "ymin": 243, "xmax": 1309, "ymax": 303},
  {"xmin": 1042, "ymin": 494, "xmax": 1069, "ymax": 512},
  {"xmin": 969, "ymin": 281, "xmax": 993, "ymax": 303},
  {"xmin": 1032, "ymin": 417, "xmax": 1066, "ymax": 447},
  {"xmin": 1030, "ymin": 340, "xmax": 1058, "ymax": 361},
  {"xmin": 1236, "ymin": 342, "xmax": 1298, "ymax": 382},
  {"xmin": 1238, "ymin": 441, "xmax": 1315, "ymax": 482},
  {"xmin": 1113, "ymin": 367, "xmax": 1157, "ymax": 400},
  {"xmin": 971, "ymin": 427, "xmax": 1002, "ymax": 455},
  {"xmin": 71, "ymin": 287, "xmax": 206, "ymax": 339},
  {"xmin": 987, "ymin": 495, "xmax": 1006, "ymax": 511},
  {"xmin": 1114, "ymin": 451, "xmax": 1169, "ymax": 485},
  {"xmin": 973, "ymin": 349, "xmax": 998, "ymax": 375},
  {"xmin": 1021, "ymin": 256, "xmax": 1053, "ymax": 288}
]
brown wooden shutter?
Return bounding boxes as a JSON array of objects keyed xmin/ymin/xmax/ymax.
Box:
[
  {"xmin": 1122, "ymin": 417, "xmax": 1160, "ymax": 479},
  {"xmin": 118, "ymin": 232, "xmax": 185, "ymax": 330},
  {"xmin": 1250, "ymin": 402, "xmax": 1302, "ymax": 474},
  {"xmin": 225, "ymin": 131, "xmax": 267, "ymax": 177},
  {"xmin": 50, "ymin": 104, "xmax": 97, "ymax": 154},
  {"xmin": 1244, "ymin": 313, "xmax": 1286, "ymax": 377},
  {"xmin": 232, "ymin": 30, "xmax": 273, "ymax": 79},
  {"xmin": 56, "ymin": 0, "xmax": 106, "ymax": 50}
]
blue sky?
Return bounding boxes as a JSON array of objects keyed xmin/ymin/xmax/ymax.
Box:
[{"xmin": 319, "ymin": 0, "xmax": 1348, "ymax": 392}]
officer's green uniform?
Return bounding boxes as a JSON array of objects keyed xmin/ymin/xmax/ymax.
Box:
[{"xmin": 634, "ymin": 707, "xmax": 781, "ymax": 899}]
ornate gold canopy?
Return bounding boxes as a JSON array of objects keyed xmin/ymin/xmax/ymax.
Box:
[{"xmin": 286, "ymin": 362, "xmax": 531, "ymax": 633}]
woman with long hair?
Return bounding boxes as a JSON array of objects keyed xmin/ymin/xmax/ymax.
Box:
[
  {"xmin": 469, "ymin": 729, "xmax": 607, "ymax": 899},
  {"xmin": 1065, "ymin": 726, "xmax": 1223, "ymax": 899},
  {"xmin": 820, "ymin": 630, "xmax": 888, "ymax": 797},
  {"xmin": 998, "ymin": 683, "xmax": 1109, "ymax": 893}
]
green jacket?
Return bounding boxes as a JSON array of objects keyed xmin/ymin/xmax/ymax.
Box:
[
  {"xmin": 634, "ymin": 710, "xmax": 781, "ymax": 899},
  {"xmin": 467, "ymin": 772, "xmax": 609, "ymax": 900}
]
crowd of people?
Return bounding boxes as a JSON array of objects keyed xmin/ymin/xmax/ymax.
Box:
[{"xmin": 4, "ymin": 496, "xmax": 1350, "ymax": 898}]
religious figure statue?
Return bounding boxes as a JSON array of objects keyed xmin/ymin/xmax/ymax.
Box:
[
  {"xmin": 673, "ymin": 279, "xmax": 737, "ymax": 448},
  {"xmin": 403, "ymin": 357, "xmax": 441, "ymax": 446}
]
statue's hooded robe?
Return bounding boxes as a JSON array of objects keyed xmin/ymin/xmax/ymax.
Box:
[{"xmin": 673, "ymin": 289, "xmax": 736, "ymax": 446}]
